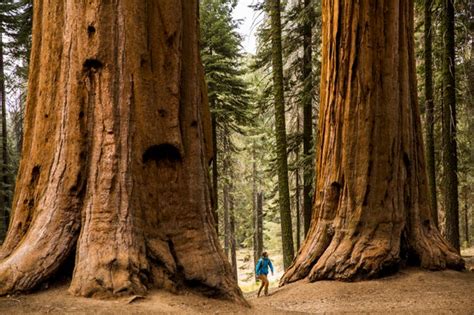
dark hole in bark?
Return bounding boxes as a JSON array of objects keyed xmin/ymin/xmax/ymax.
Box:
[
  {"xmin": 79, "ymin": 111, "xmax": 84, "ymax": 119},
  {"xmin": 191, "ymin": 120, "xmax": 198, "ymax": 127},
  {"xmin": 87, "ymin": 25, "xmax": 96, "ymax": 36},
  {"xmin": 140, "ymin": 56, "xmax": 147, "ymax": 67},
  {"xmin": 44, "ymin": 114, "xmax": 49, "ymax": 118},
  {"xmin": 363, "ymin": 184, "xmax": 370, "ymax": 206},
  {"xmin": 45, "ymin": 245, "xmax": 76, "ymax": 287},
  {"xmin": 184, "ymin": 279, "xmax": 223, "ymax": 298},
  {"xmin": 403, "ymin": 152, "xmax": 411, "ymax": 169},
  {"xmin": 30, "ymin": 165, "xmax": 41, "ymax": 186},
  {"xmin": 400, "ymin": 231, "xmax": 420, "ymax": 266},
  {"xmin": 83, "ymin": 58, "xmax": 103, "ymax": 70},
  {"xmin": 422, "ymin": 219, "xmax": 431, "ymax": 230},
  {"xmin": 143, "ymin": 144, "xmax": 181, "ymax": 164},
  {"xmin": 158, "ymin": 109, "xmax": 167, "ymax": 118}
]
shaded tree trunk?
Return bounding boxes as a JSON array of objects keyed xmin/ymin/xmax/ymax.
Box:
[
  {"xmin": 462, "ymin": 187, "xmax": 469, "ymax": 246},
  {"xmin": 295, "ymin": 166, "xmax": 301, "ymax": 251},
  {"xmin": 0, "ymin": 29, "xmax": 9, "ymax": 242},
  {"xmin": 0, "ymin": 1, "xmax": 244, "ymax": 303},
  {"xmin": 256, "ymin": 192, "xmax": 263, "ymax": 261},
  {"xmin": 211, "ymin": 112, "xmax": 219, "ymax": 233},
  {"xmin": 229, "ymin": 184, "xmax": 237, "ymax": 280},
  {"xmin": 424, "ymin": 0, "xmax": 438, "ymax": 227},
  {"xmin": 281, "ymin": 0, "xmax": 463, "ymax": 285},
  {"xmin": 269, "ymin": 0, "xmax": 294, "ymax": 269},
  {"xmin": 441, "ymin": 0, "xmax": 460, "ymax": 252},
  {"xmin": 302, "ymin": 0, "xmax": 314, "ymax": 237},
  {"xmin": 252, "ymin": 142, "xmax": 258, "ymax": 271},
  {"xmin": 223, "ymin": 179, "xmax": 230, "ymax": 259}
]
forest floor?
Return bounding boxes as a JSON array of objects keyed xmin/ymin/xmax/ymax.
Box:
[{"xmin": 0, "ymin": 249, "xmax": 473, "ymax": 314}]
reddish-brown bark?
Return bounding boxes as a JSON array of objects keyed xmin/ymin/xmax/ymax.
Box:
[
  {"xmin": 281, "ymin": 0, "xmax": 463, "ymax": 285},
  {"xmin": 0, "ymin": 1, "xmax": 244, "ymax": 303}
]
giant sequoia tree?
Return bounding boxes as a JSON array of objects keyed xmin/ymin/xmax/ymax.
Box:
[
  {"xmin": 280, "ymin": 0, "xmax": 463, "ymax": 284},
  {"xmin": 0, "ymin": 1, "xmax": 244, "ymax": 302}
]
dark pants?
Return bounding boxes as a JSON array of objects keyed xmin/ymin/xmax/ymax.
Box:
[{"xmin": 257, "ymin": 274, "xmax": 269, "ymax": 296}]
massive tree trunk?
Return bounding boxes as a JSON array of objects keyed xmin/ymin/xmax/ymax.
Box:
[
  {"xmin": 269, "ymin": 0, "xmax": 294, "ymax": 269},
  {"xmin": 441, "ymin": 0, "xmax": 460, "ymax": 252},
  {"xmin": 424, "ymin": 0, "xmax": 438, "ymax": 227},
  {"xmin": 280, "ymin": 0, "xmax": 463, "ymax": 285},
  {"xmin": 0, "ymin": 1, "xmax": 244, "ymax": 302},
  {"xmin": 302, "ymin": 0, "xmax": 314, "ymax": 237}
]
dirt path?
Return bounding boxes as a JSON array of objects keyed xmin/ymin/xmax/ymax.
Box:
[{"xmin": 0, "ymin": 268, "xmax": 473, "ymax": 314}]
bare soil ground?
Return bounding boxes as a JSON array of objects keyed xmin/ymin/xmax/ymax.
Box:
[{"xmin": 0, "ymin": 267, "xmax": 473, "ymax": 314}]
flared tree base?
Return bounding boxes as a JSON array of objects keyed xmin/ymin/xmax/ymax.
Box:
[{"xmin": 280, "ymin": 221, "xmax": 464, "ymax": 285}]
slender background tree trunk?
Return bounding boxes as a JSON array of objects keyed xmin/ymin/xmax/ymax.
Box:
[
  {"xmin": 269, "ymin": 0, "xmax": 294, "ymax": 269},
  {"xmin": 441, "ymin": 0, "xmax": 460, "ymax": 252},
  {"xmin": 302, "ymin": 0, "xmax": 314, "ymax": 237},
  {"xmin": 424, "ymin": 0, "xmax": 438, "ymax": 227},
  {"xmin": 211, "ymin": 112, "xmax": 219, "ymax": 233},
  {"xmin": 0, "ymin": 30, "xmax": 8, "ymax": 242}
]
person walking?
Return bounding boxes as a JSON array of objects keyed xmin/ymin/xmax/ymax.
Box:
[{"xmin": 256, "ymin": 251, "xmax": 274, "ymax": 297}]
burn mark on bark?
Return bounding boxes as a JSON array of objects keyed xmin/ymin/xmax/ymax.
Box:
[{"xmin": 142, "ymin": 144, "xmax": 182, "ymax": 165}]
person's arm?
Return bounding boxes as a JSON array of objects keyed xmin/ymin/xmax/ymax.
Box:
[
  {"xmin": 269, "ymin": 259, "xmax": 274, "ymax": 274},
  {"xmin": 256, "ymin": 259, "xmax": 262, "ymax": 274}
]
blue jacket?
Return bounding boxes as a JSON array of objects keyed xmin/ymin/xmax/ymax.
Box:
[{"xmin": 256, "ymin": 257, "xmax": 274, "ymax": 276}]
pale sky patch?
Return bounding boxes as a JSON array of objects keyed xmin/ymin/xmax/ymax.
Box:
[{"xmin": 232, "ymin": 0, "xmax": 263, "ymax": 55}]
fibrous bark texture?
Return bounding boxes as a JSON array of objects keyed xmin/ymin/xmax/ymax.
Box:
[
  {"xmin": 0, "ymin": 0, "xmax": 244, "ymax": 303},
  {"xmin": 281, "ymin": 0, "xmax": 463, "ymax": 285}
]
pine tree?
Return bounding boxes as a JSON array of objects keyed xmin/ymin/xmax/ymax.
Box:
[{"xmin": 200, "ymin": 0, "xmax": 251, "ymax": 235}]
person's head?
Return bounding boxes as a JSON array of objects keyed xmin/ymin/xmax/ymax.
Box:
[{"xmin": 261, "ymin": 251, "xmax": 268, "ymax": 258}]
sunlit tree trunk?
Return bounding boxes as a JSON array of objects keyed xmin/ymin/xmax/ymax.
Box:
[
  {"xmin": 0, "ymin": 1, "xmax": 244, "ymax": 302},
  {"xmin": 281, "ymin": 0, "xmax": 463, "ymax": 285}
]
